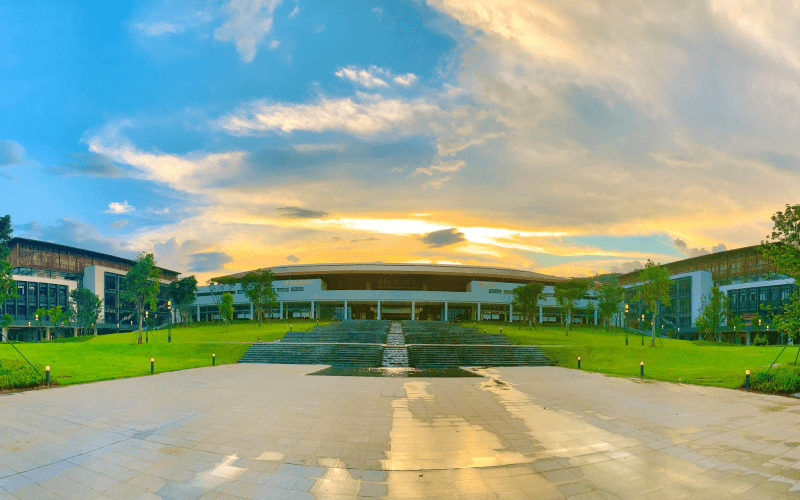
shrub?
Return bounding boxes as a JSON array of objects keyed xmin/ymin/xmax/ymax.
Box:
[
  {"xmin": 0, "ymin": 359, "xmax": 46, "ymax": 390},
  {"xmin": 754, "ymin": 334, "xmax": 768, "ymax": 346},
  {"xmin": 750, "ymin": 365, "xmax": 800, "ymax": 393}
]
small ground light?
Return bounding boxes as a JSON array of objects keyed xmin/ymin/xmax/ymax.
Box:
[
  {"xmin": 640, "ymin": 361, "xmax": 644, "ymax": 377},
  {"xmin": 746, "ymin": 369, "xmax": 750, "ymax": 390},
  {"xmin": 213, "ymin": 353, "xmax": 216, "ymax": 366},
  {"xmin": 45, "ymin": 365, "xmax": 50, "ymax": 385},
  {"xmin": 151, "ymin": 358, "xmax": 155, "ymax": 374},
  {"xmin": 578, "ymin": 356, "xmax": 581, "ymax": 369}
]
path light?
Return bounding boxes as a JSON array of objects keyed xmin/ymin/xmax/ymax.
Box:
[
  {"xmin": 640, "ymin": 361, "xmax": 644, "ymax": 377},
  {"xmin": 578, "ymin": 356, "xmax": 581, "ymax": 369},
  {"xmin": 45, "ymin": 366, "xmax": 50, "ymax": 385},
  {"xmin": 746, "ymin": 369, "xmax": 750, "ymax": 390},
  {"xmin": 151, "ymin": 358, "xmax": 155, "ymax": 374},
  {"xmin": 213, "ymin": 353, "xmax": 216, "ymax": 366}
]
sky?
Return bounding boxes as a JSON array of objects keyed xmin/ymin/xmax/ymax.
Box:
[{"xmin": 2, "ymin": 0, "xmax": 799, "ymax": 282}]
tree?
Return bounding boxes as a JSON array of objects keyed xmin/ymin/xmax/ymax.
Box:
[
  {"xmin": 770, "ymin": 291, "xmax": 800, "ymax": 345},
  {"xmin": 638, "ymin": 259, "xmax": 673, "ymax": 347},
  {"xmin": 0, "ymin": 314, "xmax": 12, "ymax": 340},
  {"xmin": 511, "ymin": 282, "xmax": 545, "ymax": 329},
  {"xmin": 207, "ymin": 276, "xmax": 237, "ymax": 326},
  {"xmin": 219, "ymin": 292, "xmax": 234, "ymax": 331},
  {"xmin": 46, "ymin": 305, "xmax": 69, "ymax": 339},
  {"xmin": 0, "ymin": 215, "xmax": 17, "ymax": 307},
  {"xmin": 553, "ymin": 279, "xmax": 590, "ymax": 336},
  {"xmin": 760, "ymin": 204, "xmax": 800, "ymax": 281},
  {"xmin": 70, "ymin": 288, "xmax": 102, "ymax": 336},
  {"xmin": 240, "ymin": 270, "xmax": 278, "ymax": 327},
  {"xmin": 695, "ymin": 286, "xmax": 728, "ymax": 342},
  {"xmin": 168, "ymin": 276, "xmax": 198, "ymax": 328},
  {"xmin": 121, "ymin": 253, "xmax": 161, "ymax": 344},
  {"xmin": 34, "ymin": 307, "xmax": 47, "ymax": 342},
  {"xmin": 597, "ymin": 285, "xmax": 624, "ymax": 332}
]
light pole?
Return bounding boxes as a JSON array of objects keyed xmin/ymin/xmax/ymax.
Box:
[
  {"xmin": 167, "ymin": 300, "xmax": 172, "ymax": 343},
  {"xmin": 624, "ymin": 304, "xmax": 629, "ymax": 345},
  {"xmin": 35, "ymin": 314, "xmax": 39, "ymax": 343},
  {"xmin": 641, "ymin": 314, "xmax": 645, "ymax": 345},
  {"xmin": 145, "ymin": 311, "xmax": 149, "ymax": 343}
]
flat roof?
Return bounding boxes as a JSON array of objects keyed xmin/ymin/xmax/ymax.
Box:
[
  {"xmin": 221, "ymin": 263, "xmax": 565, "ymax": 282},
  {"xmin": 9, "ymin": 237, "xmax": 180, "ymax": 276}
]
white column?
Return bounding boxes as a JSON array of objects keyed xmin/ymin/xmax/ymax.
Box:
[
  {"xmin": 509, "ymin": 303, "xmax": 513, "ymax": 322},
  {"xmin": 539, "ymin": 305, "xmax": 543, "ymax": 323},
  {"xmin": 197, "ymin": 305, "xmax": 200, "ymax": 321},
  {"xmin": 377, "ymin": 301, "xmax": 381, "ymax": 320},
  {"xmin": 344, "ymin": 300, "xmax": 348, "ymax": 320},
  {"xmin": 279, "ymin": 302, "xmax": 284, "ymax": 320},
  {"xmin": 411, "ymin": 301, "xmax": 415, "ymax": 320},
  {"xmin": 477, "ymin": 303, "xmax": 481, "ymax": 321},
  {"xmin": 250, "ymin": 303, "xmax": 254, "ymax": 320},
  {"xmin": 444, "ymin": 302, "xmax": 448, "ymax": 322},
  {"xmin": 311, "ymin": 301, "xmax": 315, "ymax": 319},
  {"xmin": 1, "ymin": 327, "xmax": 6, "ymax": 342},
  {"xmin": 594, "ymin": 306, "xmax": 598, "ymax": 325}
]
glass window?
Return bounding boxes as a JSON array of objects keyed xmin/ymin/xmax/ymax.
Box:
[
  {"xmin": 729, "ymin": 292, "xmax": 737, "ymax": 305},
  {"xmin": 58, "ymin": 287, "xmax": 67, "ymax": 305},
  {"xmin": 750, "ymin": 291, "xmax": 757, "ymax": 303},
  {"xmin": 783, "ymin": 287, "xmax": 791, "ymax": 300},
  {"xmin": 105, "ymin": 273, "xmax": 117, "ymax": 291},
  {"xmin": 740, "ymin": 291, "xmax": 747, "ymax": 304},
  {"xmin": 772, "ymin": 287, "xmax": 781, "ymax": 301},
  {"xmin": 17, "ymin": 281, "xmax": 25, "ymax": 298},
  {"xmin": 39, "ymin": 285, "xmax": 47, "ymax": 303},
  {"xmin": 679, "ymin": 279, "xmax": 691, "ymax": 295},
  {"xmin": 49, "ymin": 285, "xmax": 56, "ymax": 301},
  {"xmin": 28, "ymin": 283, "xmax": 36, "ymax": 299}
]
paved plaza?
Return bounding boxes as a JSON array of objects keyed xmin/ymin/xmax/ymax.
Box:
[{"xmin": 2, "ymin": 366, "xmax": 800, "ymax": 499}]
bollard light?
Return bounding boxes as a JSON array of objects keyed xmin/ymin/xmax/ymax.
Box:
[
  {"xmin": 290, "ymin": 324, "xmax": 292, "ymax": 331},
  {"xmin": 500, "ymin": 327, "xmax": 502, "ymax": 334},
  {"xmin": 151, "ymin": 358, "xmax": 154, "ymax": 374},
  {"xmin": 305, "ymin": 326, "xmax": 308, "ymax": 331},
  {"xmin": 578, "ymin": 356, "xmax": 581, "ymax": 369},
  {"xmin": 746, "ymin": 369, "xmax": 750, "ymax": 390},
  {"xmin": 45, "ymin": 365, "xmax": 50, "ymax": 385},
  {"xmin": 213, "ymin": 353, "xmax": 216, "ymax": 366},
  {"xmin": 640, "ymin": 361, "xmax": 644, "ymax": 377}
]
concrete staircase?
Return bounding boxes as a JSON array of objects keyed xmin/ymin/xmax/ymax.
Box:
[
  {"xmin": 382, "ymin": 321, "xmax": 408, "ymax": 367},
  {"xmin": 238, "ymin": 320, "xmax": 552, "ymax": 369},
  {"xmin": 408, "ymin": 345, "xmax": 552, "ymax": 368}
]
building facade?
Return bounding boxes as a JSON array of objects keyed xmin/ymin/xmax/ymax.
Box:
[
  {"xmin": 192, "ymin": 263, "xmax": 601, "ymax": 325},
  {"xmin": 2, "ymin": 238, "xmax": 178, "ymax": 339}
]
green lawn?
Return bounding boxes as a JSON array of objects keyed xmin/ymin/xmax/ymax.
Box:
[
  {"xmin": 0, "ymin": 319, "xmax": 318, "ymax": 389},
  {"xmin": 3, "ymin": 319, "xmax": 800, "ymax": 392},
  {"xmin": 471, "ymin": 322, "xmax": 800, "ymax": 389}
]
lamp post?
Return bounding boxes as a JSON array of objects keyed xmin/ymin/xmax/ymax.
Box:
[
  {"xmin": 117, "ymin": 323, "xmax": 120, "ymax": 334},
  {"xmin": 167, "ymin": 300, "xmax": 172, "ymax": 343},
  {"xmin": 624, "ymin": 304, "xmax": 629, "ymax": 345},
  {"xmin": 641, "ymin": 314, "xmax": 645, "ymax": 345},
  {"xmin": 35, "ymin": 314, "xmax": 39, "ymax": 343},
  {"xmin": 145, "ymin": 311, "xmax": 149, "ymax": 343}
]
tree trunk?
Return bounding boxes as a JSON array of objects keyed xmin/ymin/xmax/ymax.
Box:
[
  {"xmin": 138, "ymin": 310, "xmax": 143, "ymax": 344},
  {"xmin": 565, "ymin": 312, "xmax": 570, "ymax": 336},
  {"xmin": 650, "ymin": 303, "xmax": 656, "ymax": 347}
]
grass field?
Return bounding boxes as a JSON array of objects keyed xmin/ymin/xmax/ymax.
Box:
[
  {"xmin": 0, "ymin": 319, "xmax": 319, "ymax": 389},
  {"xmin": 3, "ymin": 319, "xmax": 800, "ymax": 392},
  {"xmin": 472, "ymin": 322, "xmax": 800, "ymax": 389}
]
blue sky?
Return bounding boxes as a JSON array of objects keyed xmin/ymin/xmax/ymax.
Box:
[{"xmin": 2, "ymin": 0, "xmax": 798, "ymax": 280}]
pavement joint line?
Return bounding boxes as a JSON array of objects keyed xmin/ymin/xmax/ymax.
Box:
[{"xmin": 0, "ymin": 410, "xmax": 204, "ymax": 481}]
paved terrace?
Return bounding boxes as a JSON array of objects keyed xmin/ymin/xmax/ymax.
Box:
[{"xmin": 2, "ymin": 366, "xmax": 800, "ymax": 499}]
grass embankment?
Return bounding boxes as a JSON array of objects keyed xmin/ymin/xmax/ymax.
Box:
[
  {"xmin": 472, "ymin": 322, "xmax": 800, "ymax": 390},
  {"xmin": 0, "ymin": 319, "xmax": 317, "ymax": 389}
]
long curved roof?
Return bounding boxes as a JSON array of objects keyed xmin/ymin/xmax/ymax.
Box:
[{"xmin": 221, "ymin": 263, "xmax": 565, "ymax": 283}]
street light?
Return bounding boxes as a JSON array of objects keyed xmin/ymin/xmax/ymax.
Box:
[
  {"xmin": 35, "ymin": 314, "xmax": 39, "ymax": 343},
  {"xmin": 624, "ymin": 304, "xmax": 629, "ymax": 345},
  {"xmin": 167, "ymin": 300, "xmax": 172, "ymax": 343},
  {"xmin": 145, "ymin": 311, "xmax": 149, "ymax": 343}
]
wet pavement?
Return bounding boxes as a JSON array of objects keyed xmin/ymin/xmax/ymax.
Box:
[{"xmin": 2, "ymin": 365, "xmax": 800, "ymax": 499}]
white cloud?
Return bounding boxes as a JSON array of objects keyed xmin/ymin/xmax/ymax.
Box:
[
  {"xmin": 335, "ymin": 66, "xmax": 389, "ymax": 88},
  {"xmin": 135, "ymin": 22, "xmax": 185, "ymax": 36},
  {"xmin": 371, "ymin": 7, "xmax": 383, "ymax": 22},
  {"xmin": 214, "ymin": 0, "xmax": 284, "ymax": 63},
  {"xmin": 414, "ymin": 160, "xmax": 465, "ymax": 176},
  {"xmin": 289, "ymin": 5, "xmax": 299, "ymax": 17},
  {"xmin": 292, "ymin": 143, "xmax": 347, "ymax": 153},
  {"xmin": 106, "ymin": 201, "xmax": 135, "ymax": 214},
  {"xmin": 393, "ymin": 73, "xmax": 418, "ymax": 87},
  {"xmin": 269, "ymin": 40, "xmax": 280, "ymax": 49},
  {"xmin": 218, "ymin": 95, "xmax": 440, "ymax": 136},
  {"xmin": 111, "ymin": 219, "xmax": 131, "ymax": 229},
  {"xmin": 422, "ymin": 176, "xmax": 452, "ymax": 189}
]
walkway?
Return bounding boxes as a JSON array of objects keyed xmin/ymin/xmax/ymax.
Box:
[{"xmin": 1, "ymin": 366, "xmax": 800, "ymax": 498}]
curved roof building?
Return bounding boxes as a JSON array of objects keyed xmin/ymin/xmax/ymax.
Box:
[{"xmin": 194, "ymin": 263, "xmax": 595, "ymax": 324}]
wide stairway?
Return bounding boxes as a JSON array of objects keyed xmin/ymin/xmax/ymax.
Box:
[{"xmin": 238, "ymin": 320, "xmax": 551, "ymax": 368}]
